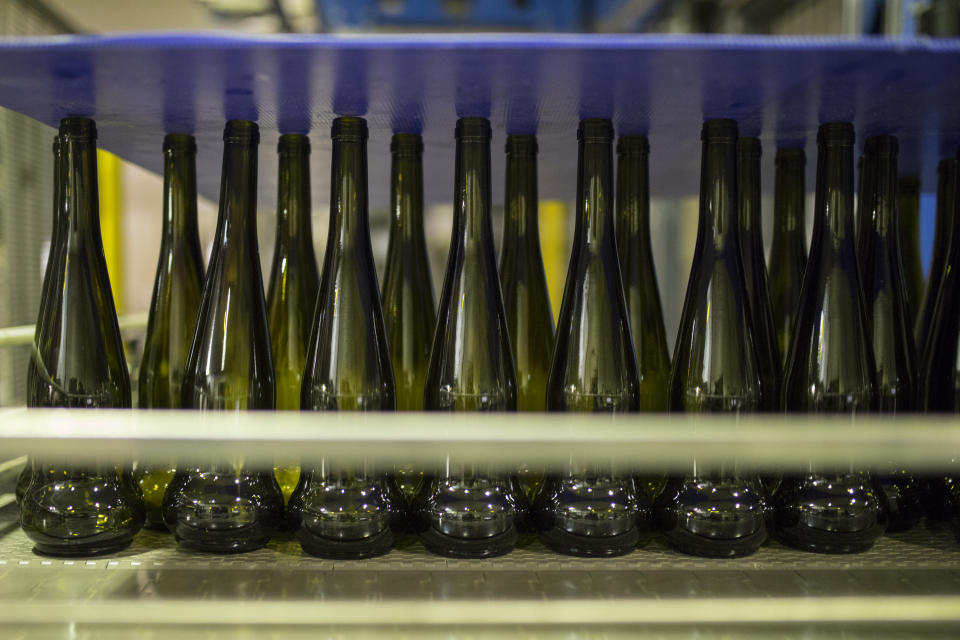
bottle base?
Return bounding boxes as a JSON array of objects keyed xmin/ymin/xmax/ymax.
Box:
[
  {"xmin": 296, "ymin": 527, "xmax": 394, "ymax": 560},
  {"xmin": 539, "ymin": 525, "xmax": 639, "ymax": 558},
  {"xmin": 661, "ymin": 526, "xmax": 766, "ymax": 558},
  {"xmin": 775, "ymin": 524, "xmax": 883, "ymax": 554},
  {"xmin": 31, "ymin": 535, "xmax": 136, "ymax": 558},
  {"xmin": 172, "ymin": 527, "xmax": 274, "ymax": 554},
  {"xmin": 419, "ymin": 525, "xmax": 518, "ymax": 559}
]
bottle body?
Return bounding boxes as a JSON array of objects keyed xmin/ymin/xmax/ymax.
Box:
[
  {"xmin": 655, "ymin": 120, "xmax": 767, "ymax": 558},
  {"xmin": 135, "ymin": 134, "xmax": 205, "ymax": 529},
  {"xmin": 535, "ymin": 120, "xmax": 647, "ymax": 557},
  {"xmin": 21, "ymin": 117, "xmax": 144, "ymax": 556},
  {"xmin": 415, "ymin": 118, "xmax": 524, "ymax": 558},
  {"xmin": 915, "ymin": 159, "xmax": 957, "ymax": 355},
  {"xmin": 289, "ymin": 117, "xmax": 402, "ymax": 559},
  {"xmin": 162, "ymin": 120, "xmax": 284, "ymax": 553},
  {"xmin": 897, "ymin": 177, "xmax": 924, "ymax": 325},
  {"xmin": 776, "ymin": 123, "xmax": 886, "ymax": 554}
]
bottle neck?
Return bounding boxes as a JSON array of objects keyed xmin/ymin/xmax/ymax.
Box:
[
  {"xmin": 217, "ymin": 138, "xmax": 259, "ymax": 246},
  {"xmin": 934, "ymin": 161, "xmax": 957, "ymax": 261},
  {"xmin": 738, "ymin": 150, "xmax": 762, "ymax": 237},
  {"xmin": 698, "ymin": 137, "xmax": 739, "ymax": 247},
  {"xmin": 773, "ymin": 156, "xmax": 805, "ymax": 234},
  {"xmin": 870, "ymin": 152, "xmax": 898, "ymax": 236},
  {"xmin": 504, "ymin": 150, "xmax": 539, "ymax": 241},
  {"xmin": 163, "ymin": 147, "xmax": 199, "ymax": 244},
  {"xmin": 390, "ymin": 150, "xmax": 424, "ymax": 240},
  {"xmin": 814, "ymin": 141, "xmax": 855, "ymax": 241},
  {"xmin": 330, "ymin": 136, "xmax": 370, "ymax": 244},
  {"xmin": 61, "ymin": 134, "xmax": 101, "ymax": 241},
  {"xmin": 615, "ymin": 151, "xmax": 650, "ymax": 243},
  {"xmin": 575, "ymin": 138, "xmax": 615, "ymax": 248},
  {"xmin": 276, "ymin": 147, "xmax": 312, "ymax": 244},
  {"xmin": 453, "ymin": 136, "xmax": 493, "ymax": 242}
]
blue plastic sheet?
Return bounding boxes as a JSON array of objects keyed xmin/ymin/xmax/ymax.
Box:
[{"xmin": 0, "ymin": 32, "xmax": 957, "ymax": 208}]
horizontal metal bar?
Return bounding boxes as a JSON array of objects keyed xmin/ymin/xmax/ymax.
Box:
[
  {"xmin": 0, "ymin": 313, "xmax": 148, "ymax": 347},
  {"xmin": 0, "ymin": 408, "xmax": 957, "ymax": 470}
]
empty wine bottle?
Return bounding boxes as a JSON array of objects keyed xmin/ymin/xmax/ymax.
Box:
[
  {"xmin": 768, "ymin": 148, "xmax": 808, "ymax": 367},
  {"xmin": 654, "ymin": 119, "xmax": 768, "ymax": 558},
  {"xmin": 266, "ymin": 133, "xmax": 319, "ymax": 503},
  {"xmin": 534, "ymin": 119, "xmax": 646, "ymax": 557},
  {"xmin": 21, "ymin": 117, "xmax": 144, "ymax": 556},
  {"xmin": 856, "ymin": 153, "xmax": 875, "ymax": 262},
  {"xmin": 858, "ymin": 136, "xmax": 921, "ymax": 532},
  {"xmin": 16, "ymin": 136, "xmax": 63, "ymax": 508},
  {"xmin": 898, "ymin": 176, "xmax": 924, "ymax": 325},
  {"xmin": 162, "ymin": 120, "xmax": 284, "ymax": 553},
  {"xmin": 415, "ymin": 117, "xmax": 524, "ymax": 558},
  {"xmin": 775, "ymin": 122, "xmax": 886, "ymax": 554},
  {"xmin": 289, "ymin": 117, "xmax": 403, "ymax": 559},
  {"xmin": 915, "ymin": 158, "xmax": 957, "ymax": 355},
  {"xmin": 135, "ymin": 134, "xmax": 205, "ymax": 530},
  {"xmin": 738, "ymin": 137, "xmax": 782, "ymax": 406},
  {"xmin": 616, "ymin": 135, "xmax": 670, "ymax": 411}
]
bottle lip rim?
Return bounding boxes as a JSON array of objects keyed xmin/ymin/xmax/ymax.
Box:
[
  {"xmin": 817, "ymin": 122, "xmax": 855, "ymax": 144},
  {"xmin": 937, "ymin": 157, "xmax": 957, "ymax": 170},
  {"xmin": 223, "ymin": 119, "xmax": 260, "ymax": 143},
  {"xmin": 391, "ymin": 132, "xmax": 424, "ymax": 154},
  {"xmin": 278, "ymin": 133, "xmax": 311, "ymax": 154},
  {"xmin": 577, "ymin": 118, "xmax": 614, "ymax": 142},
  {"xmin": 59, "ymin": 116, "xmax": 97, "ymax": 140},
  {"xmin": 775, "ymin": 147, "xmax": 806, "ymax": 161},
  {"xmin": 737, "ymin": 137, "xmax": 762, "ymax": 156},
  {"xmin": 455, "ymin": 117, "xmax": 492, "ymax": 140},
  {"xmin": 505, "ymin": 133, "xmax": 538, "ymax": 155},
  {"xmin": 163, "ymin": 133, "xmax": 197, "ymax": 152},
  {"xmin": 864, "ymin": 135, "xmax": 898, "ymax": 155},
  {"xmin": 331, "ymin": 116, "xmax": 368, "ymax": 141},
  {"xmin": 700, "ymin": 118, "xmax": 737, "ymax": 141},
  {"xmin": 616, "ymin": 135, "xmax": 649, "ymax": 155}
]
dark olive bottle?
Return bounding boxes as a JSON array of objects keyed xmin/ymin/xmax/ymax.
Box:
[
  {"xmin": 16, "ymin": 136, "xmax": 63, "ymax": 507},
  {"xmin": 653, "ymin": 119, "xmax": 768, "ymax": 558},
  {"xmin": 616, "ymin": 135, "xmax": 670, "ymax": 411},
  {"xmin": 775, "ymin": 122, "xmax": 886, "ymax": 554},
  {"xmin": 898, "ymin": 176, "xmax": 924, "ymax": 325},
  {"xmin": 415, "ymin": 117, "xmax": 524, "ymax": 558},
  {"xmin": 20, "ymin": 117, "xmax": 144, "ymax": 556},
  {"xmin": 534, "ymin": 119, "xmax": 646, "ymax": 558},
  {"xmin": 499, "ymin": 134, "xmax": 555, "ymax": 412},
  {"xmin": 266, "ymin": 133, "xmax": 319, "ymax": 503},
  {"xmin": 162, "ymin": 120, "xmax": 284, "ymax": 553},
  {"xmin": 856, "ymin": 153, "xmax": 875, "ymax": 264},
  {"xmin": 135, "ymin": 134, "xmax": 205, "ymax": 530},
  {"xmin": 858, "ymin": 136, "xmax": 922, "ymax": 532},
  {"xmin": 289, "ymin": 117, "xmax": 403, "ymax": 559},
  {"xmin": 768, "ymin": 148, "xmax": 808, "ymax": 366},
  {"xmin": 915, "ymin": 159, "xmax": 957, "ymax": 355},
  {"xmin": 738, "ymin": 138, "xmax": 782, "ymax": 405}
]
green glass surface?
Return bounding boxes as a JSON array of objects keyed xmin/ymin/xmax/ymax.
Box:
[
  {"xmin": 856, "ymin": 153, "xmax": 875, "ymax": 263},
  {"xmin": 499, "ymin": 134, "xmax": 555, "ymax": 412},
  {"xmin": 290, "ymin": 117, "xmax": 402, "ymax": 559},
  {"xmin": 915, "ymin": 159, "xmax": 957, "ymax": 355},
  {"xmin": 657, "ymin": 119, "xmax": 767, "ymax": 559},
  {"xmin": 898, "ymin": 176, "xmax": 924, "ymax": 325},
  {"xmin": 416, "ymin": 117, "xmax": 523, "ymax": 559},
  {"xmin": 135, "ymin": 134, "xmax": 204, "ymax": 529},
  {"xmin": 21, "ymin": 117, "xmax": 144, "ymax": 557},
  {"xmin": 616, "ymin": 135, "xmax": 670, "ymax": 412},
  {"xmin": 535, "ymin": 120, "xmax": 645, "ymax": 558},
  {"xmin": 737, "ymin": 137, "xmax": 782, "ymax": 407},
  {"xmin": 768, "ymin": 148, "xmax": 808, "ymax": 367},
  {"xmin": 381, "ymin": 133, "xmax": 436, "ymax": 412},
  {"xmin": 776, "ymin": 122, "xmax": 885, "ymax": 554},
  {"xmin": 163, "ymin": 120, "xmax": 283, "ymax": 554},
  {"xmin": 266, "ymin": 134, "xmax": 319, "ymax": 502}
]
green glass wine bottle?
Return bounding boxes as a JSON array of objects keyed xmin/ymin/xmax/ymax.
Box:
[
  {"xmin": 20, "ymin": 116, "xmax": 144, "ymax": 556},
  {"xmin": 162, "ymin": 120, "xmax": 284, "ymax": 553},
  {"xmin": 289, "ymin": 117, "xmax": 403, "ymax": 559},
  {"xmin": 738, "ymin": 137, "xmax": 782, "ymax": 406},
  {"xmin": 775, "ymin": 122, "xmax": 886, "ymax": 554},
  {"xmin": 266, "ymin": 133, "xmax": 319, "ymax": 503},
  {"xmin": 16, "ymin": 136, "xmax": 63, "ymax": 508},
  {"xmin": 858, "ymin": 136, "xmax": 922, "ymax": 532},
  {"xmin": 898, "ymin": 176, "xmax": 924, "ymax": 325},
  {"xmin": 856, "ymin": 153, "xmax": 875, "ymax": 262},
  {"xmin": 768, "ymin": 148, "xmax": 808, "ymax": 367},
  {"xmin": 615, "ymin": 135, "xmax": 670, "ymax": 411},
  {"xmin": 534, "ymin": 119, "xmax": 647, "ymax": 558},
  {"xmin": 135, "ymin": 134, "xmax": 205, "ymax": 530},
  {"xmin": 381, "ymin": 133, "xmax": 435, "ymax": 502},
  {"xmin": 415, "ymin": 117, "xmax": 524, "ymax": 558},
  {"xmin": 653, "ymin": 119, "xmax": 768, "ymax": 558},
  {"xmin": 915, "ymin": 159, "xmax": 956, "ymax": 355}
]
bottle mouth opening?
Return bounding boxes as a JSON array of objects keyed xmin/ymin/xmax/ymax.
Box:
[
  {"xmin": 391, "ymin": 132, "xmax": 423, "ymax": 154},
  {"xmin": 163, "ymin": 133, "xmax": 197, "ymax": 153},
  {"xmin": 59, "ymin": 116, "xmax": 97, "ymax": 140},
  {"xmin": 223, "ymin": 119, "xmax": 259, "ymax": 143},
  {"xmin": 332, "ymin": 116, "xmax": 368, "ymax": 141},
  {"xmin": 505, "ymin": 134, "xmax": 538, "ymax": 155},
  {"xmin": 700, "ymin": 119, "xmax": 737, "ymax": 142},
  {"xmin": 578, "ymin": 118, "xmax": 614, "ymax": 142},
  {"xmin": 278, "ymin": 133, "xmax": 311, "ymax": 154},
  {"xmin": 817, "ymin": 122, "xmax": 855, "ymax": 145},
  {"xmin": 864, "ymin": 135, "xmax": 898, "ymax": 155},
  {"xmin": 455, "ymin": 117, "xmax": 492, "ymax": 141},
  {"xmin": 737, "ymin": 137, "xmax": 761, "ymax": 156},
  {"xmin": 616, "ymin": 135, "xmax": 649, "ymax": 155}
]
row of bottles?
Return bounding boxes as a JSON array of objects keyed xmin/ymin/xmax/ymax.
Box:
[{"xmin": 17, "ymin": 115, "xmax": 959, "ymax": 560}]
